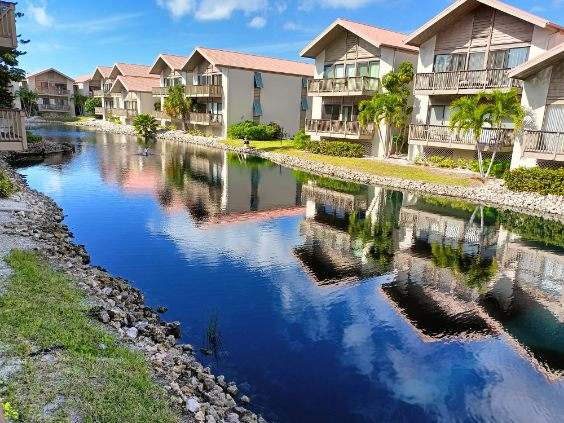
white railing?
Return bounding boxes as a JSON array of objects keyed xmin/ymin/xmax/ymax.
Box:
[
  {"xmin": 305, "ymin": 119, "xmax": 375, "ymax": 139},
  {"xmin": 414, "ymin": 69, "xmax": 522, "ymax": 92},
  {"xmin": 409, "ymin": 124, "xmax": 514, "ymax": 147},
  {"xmin": 308, "ymin": 76, "xmax": 380, "ymax": 95},
  {"xmin": 0, "ymin": 108, "xmax": 25, "ymax": 144},
  {"xmin": 522, "ymin": 130, "xmax": 564, "ymax": 160}
]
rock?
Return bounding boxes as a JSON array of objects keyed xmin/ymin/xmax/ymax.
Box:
[
  {"xmin": 206, "ymin": 415, "xmax": 217, "ymax": 423},
  {"xmin": 226, "ymin": 412, "xmax": 240, "ymax": 423},
  {"xmin": 240, "ymin": 395, "xmax": 250, "ymax": 404},
  {"xmin": 227, "ymin": 383, "xmax": 238, "ymax": 396},
  {"xmin": 156, "ymin": 305, "xmax": 168, "ymax": 313},
  {"xmin": 194, "ymin": 411, "xmax": 205, "ymax": 421},
  {"xmin": 216, "ymin": 375, "xmax": 226, "ymax": 387},
  {"xmin": 166, "ymin": 321, "xmax": 181, "ymax": 338},
  {"xmin": 186, "ymin": 397, "xmax": 200, "ymax": 413},
  {"xmin": 98, "ymin": 310, "xmax": 110, "ymax": 323},
  {"xmin": 125, "ymin": 327, "xmax": 138, "ymax": 339}
]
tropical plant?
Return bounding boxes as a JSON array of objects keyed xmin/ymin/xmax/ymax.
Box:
[
  {"xmin": 449, "ymin": 89, "xmax": 524, "ymax": 178},
  {"xmin": 84, "ymin": 96, "xmax": 101, "ymax": 115},
  {"xmin": 73, "ymin": 91, "xmax": 87, "ymax": 115},
  {"xmin": 16, "ymin": 86, "xmax": 38, "ymax": 116},
  {"xmin": 133, "ymin": 114, "xmax": 159, "ymax": 156},
  {"xmin": 163, "ymin": 85, "xmax": 191, "ymax": 129},
  {"xmin": 358, "ymin": 62, "xmax": 414, "ymax": 157}
]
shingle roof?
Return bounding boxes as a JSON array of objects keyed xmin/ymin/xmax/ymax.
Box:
[
  {"xmin": 405, "ymin": 0, "xmax": 564, "ymax": 46},
  {"xmin": 110, "ymin": 75, "xmax": 160, "ymax": 93},
  {"xmin": 149, "ymin": 53, "xmax": 190, "ymax": 75},
  {"xmin": 109, "ymin": 63, "xmax": 153, "ymax": 79},
  {"xmin": 91, "ymin": 66, "xmax": 113, "ymax": 81},
  {"xmin": 300, "ymin": 18, "xmax": 417, "ymax": 59},
  {"xmin": 183, "ymin": 47, "xmax": 314, "ymax": 77},
  {"xmin": 509, "ymin": 42, "xmax": 564, "ymax": 79},
  {"xmin": 26, "ymin": 67, "xmax": 74, "ymax": 81}
]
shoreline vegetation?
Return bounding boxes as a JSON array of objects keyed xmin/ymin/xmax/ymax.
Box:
[{"xmin": 27, "ymin": 118, "xmax": 563, "ymax": 219}]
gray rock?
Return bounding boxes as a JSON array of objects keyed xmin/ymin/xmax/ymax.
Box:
[
  {"xmin": 186, "ymin": 397, "xmax": 200, "ymax": 413},
  {"xmin": 125, "ymin": 327, "xmax": 138, "ymax": 339},
  {"xmin": 240, "ymin": 395, "xmax": 250, "ymax": 404}
]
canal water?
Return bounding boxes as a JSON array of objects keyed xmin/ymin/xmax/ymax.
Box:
[{"xmin": 20, "ymin": 126, "xmax": 564, "ymax": 422}]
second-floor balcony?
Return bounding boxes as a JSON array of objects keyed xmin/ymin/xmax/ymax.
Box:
[
  {"xmin": 184, "ymin": 84, "xmax": 222, "ymax": 98},
  {"xmin": 408, "ymin": 124, "xmax": 514, "ymax": 150},
  {"xmin": 38, "ymin": 103, "xmax": 71, "ymax": 112},
  {"xmin": 414, "ymin": 69, "xmax": 523, "ymax": 94},
  {"xmin": 0, "ymin": 2, "xmax": 17, "ymax": 51},
  {"xmin": 151, "ymin": 111, "xmax": 223, "ymax": 126},
  {"xmin": 305, "ymin": 119, "xmax": 375, "ymax": 141},
  {"xmin": 308, "ymin": 76, "xmax": 380, "ymax": 97},
  {"xmin": 152, "ymin": 86, "xmax": 168, "ymax": 96},
  {"xmin": 93, "ymin": 89, "xmax": 111, "ymax": 98},
  {"xmin": 111, "ymin": 108, "xmax": 138, "ymax": 118},
  {"xmin": 522, "ymin": 130, "xmax": 564, "ymax": 162},
  {"xmin": 37, "ymin": 86, "xmax": 71, "ymax": 96}
]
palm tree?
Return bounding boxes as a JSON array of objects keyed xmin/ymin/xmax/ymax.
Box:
[
  {"xmin": 16, "ymin": 86, "xmax": 38, "ymax": 116},
  {"xmin": 132, "ymin": 113, "xmax": 159, "ymax": 156},
  {"xmin": 163, "ymin": 85, "xmax": 191, "ymax": 129}
]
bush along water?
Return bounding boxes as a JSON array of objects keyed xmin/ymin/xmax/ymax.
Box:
[
  {"xmin": 227, "ymin": 120, "xmax": 283, "ymax": 141},
  {"xmin": 293, "ymin": 129, "xmax": 364, "ymax": 158},
  {"xmin": 417, "ymin": 155, "xmax": 511, "ymax": 178},
  {"xmin": 504, "ymin": 167, "xmax": 564, "ymax": 196}
]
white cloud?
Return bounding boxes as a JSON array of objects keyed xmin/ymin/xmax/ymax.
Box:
[
  {"xmin": 63, "ymin": 13, "xmax": 144, "ymax": 34},
  {"xmin": 299, "ymin": 0, "xmax": 382, "ymax": 10},
  {"xmin": 157, "ymin": 0, "xmax": 194, "ymax": 19},
  {"xmin": 248, "ymin": 16, "xmax": 267, "ymax": 29},
  {"xmin": 28, "ymin": 3, "xmax": 54, "ymax": 27}
]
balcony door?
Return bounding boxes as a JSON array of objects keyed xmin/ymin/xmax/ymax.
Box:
[{"xmin": 543, "ymin": 105, "xmax": 564, "ymax": 132}]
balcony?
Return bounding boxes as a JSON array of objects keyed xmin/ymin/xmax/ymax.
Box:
[
  {"xmin": 184, "ymin": 85, "xmax": 222, "ymax": 98},
  {"xmin": 37, "ymin": 86, "xmax": 71, "ymax": 96},
  {"xmin": 188, "ymin": 112, "xmax": 222, "ymax": 126},
  {"xmin": 152, "ymin": 86, "xmax": 169, "ymax": 96},
  {"xmin": 93, "ymin": 87, "xmax": 112, "ymax": 97},
  {"xmin": 522, "ymin": 130, "xmax": 564, "ymax": 162},
  {"xmin": 38, "ymin": 103, "xmax": 71, "ymax": 112},
  {"xmin": 111, "ymin": 108, "xmax": 138, "ymax": 118},
  {"xmin": 307, "ymin": 76, "xmax": 380, "ymax": 97},
  {"xmin": 0, "ymin": 108, "xmax": 27, "ymax": 152},
  {"xmin": 414, "ymin": 69, "xmax": 522, "ymax": 95},
  {"xmin": 0, "ymin": 2, "xmax": 17, "ymax": 51},
  {"xmin": 408, "ymin": 124, "xmax": 514, "ymax": 150},
  {"xmin": 305, "ymin": 119, "xmax": 375, "ymax": 140}
]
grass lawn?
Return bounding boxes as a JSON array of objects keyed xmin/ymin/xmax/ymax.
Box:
[
  {"xmin": 222, "ymin": 140, "xmax": 473, "ymax": 187},
  {"xmin": 0, "ymin": 251, "xmax": 178, "ymax": 423}
]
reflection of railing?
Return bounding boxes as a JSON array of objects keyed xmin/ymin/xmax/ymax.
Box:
[
  {"xmin": 414, "ymin": 69, "xmax": 522, "ymax": 92},
  {"xmin": 409, "ymin": 124, "xmax": 514, "ymax": 149},
  {"xmin": 522, "ymin": 130, "xmax": 564, "ymax": 161},
  {"xmin": 0, "ymin": 108, "xmax": 27, "ymax": 150},
  {"xmin": 305, "ymin": 119, "xmax": 374, "ymax": 140},
  {"xmin": 184, "ymin": 85, "xmax": 222, "ymax": 97},
  {"xmin": 308, "ymin": 76, "xmax": 380, "ymax": 96}
]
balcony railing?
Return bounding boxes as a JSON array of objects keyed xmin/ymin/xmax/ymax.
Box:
[
  {"xmin": 152, "ymin": 86, "xmax": 169, "ymax": 96},
  {"xmin": 307, "ymin": 76, "xmax": 380, "ymax": 96},
  {"xmin": 37, "ymin": 86, "xmax": 71, "ymax": 96},
  {"xmin": 409, "ymin": 124, "xmax": 514, "ymax": 149},
  {"xmin": 38, "ymin": 103, "xmax": 71, "ymax": 112},
  {"xmin": 184, "ymin": 85, "xmax": 222, "ymax": 97},
  {"xmin": 188, "ymin": 112, "xmax": 222, "ymax": 126},
  {"xmin": 305, "ymin": 119, "xmax": 375, "ymax": 140},
  {"xmin": 414, "ymin": 69, "xmax": 523, "ymax": 93},
  {"xmin": 111, "ymin": 108, "xmax": 138, "ymax": 118},
  {"xmin": 0, "ymin": 2, "xmax": 17, "ymax": 50},
  {"xmin": 0, "ymin": 108, "xmax": 27, "ymax": 151},
  {"xmin": 522, "ymin": 130, "xmax": 564, "ymax": 161}
]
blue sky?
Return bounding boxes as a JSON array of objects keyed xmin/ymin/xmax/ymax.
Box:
[{"xmin": 17, "ymin": 0, "xmax": 564, "ymax": 78}]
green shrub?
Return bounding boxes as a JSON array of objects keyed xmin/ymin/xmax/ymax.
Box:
[
  {"xmin": 423, "ymin": 155, "xmax": 510, "ymax": 178},
  {"xmin": 504, "ymin": 167, "xmax": 564, "ymax": 196},
  {"xmin": 26, "ymin": 131, "xmax": 42, "ymax": 143},
  {"xmin": 107, "ymin": 115, "xmax": 121, "ymax": 124},
  {"xmin": 227, "ymin": 120, "xmax": 282, "ymax": 141},
  {"xmin": 186, "ymin": 127, "xmax": 206, "ymax": 137},
  {"xmin": 296, "ymin": 138, "xmax": 364, "ymax": 158},
  {"xmin": 84, "ymin": 97, "xmax": 102, "ymax": 115},
  {"xmin": 293, "ymin": 129, "xmax": 311, "ymax": 150},
  {"xmin": 0, "ymin": 172, "xmax": 16, "ymax": 198}
]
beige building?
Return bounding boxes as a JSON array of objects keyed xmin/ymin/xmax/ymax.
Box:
[
  {"xmin": 0, "ymin": 1, "xmax": 26, "ymax": 152},
  {"xmin": 74, "ymin": 74, "xmax": 98, "ymax": 97},
  {"xmin": 508, "ymin": 43, "xmax": 564, "ymax": 168},
  {"xmin": 405, "ymin": 0, "xmax": 564, "ymax": 164},
  {"xmin": 152, "ymin": 47, "xmax": 314, "ymax": 137},
  {"xmin": 26, "ymin": 68, "xmax": 75, "ymax": 117},
  {"xmin": 149, "ymin": 54, "xmax": 190, "ymax": 124},
  {"xmin": 300, "ymin": 18, "xmax": 418, "ymax": 157}
]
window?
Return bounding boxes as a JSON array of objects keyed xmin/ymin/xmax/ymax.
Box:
[
  {"xmin": 341, "ymin": 105, "xmax": 353, "ymax": 122},
  {"xmin": 467, "ymin": 52, "xmax": 485, "ymax": 71},
  {"xmin": 323, "ymin": 65, "xmax": 334, "ymax": 79},
  {"xmin": 345, "ymin": 64, "xmax": 356, "ymax": 77},
  {"xmin": 323, "ymin": 104, "xmax": 340, "ymax": 120},
  {"xmin": 428, "ymin": 105, "xmax": 450, "ymax": 125},
  {"xmin": 124, "ymin": 101, "xmax": 137, "ymax": 110},
  {"xmin": 488, "ymin": 47, "xmax": 530, "ymax": 69},
  {"xmin": 543, "ymin": 105, "xmax": 564, "ymax": 132},
  {"xmin": 334, "ymin": 64, "xmax": 345, "ymax": 78},
  {"xmin": 358, "ymin": 62, "xmax": 369, "ymax": 77},
  {"xmin": 369, "ymin": 61, "xmax": 380, "ymax": 78},
  {"xmin": 300, "ymin": 97, "xmax": 309, "ymax": 111},
  {"xmin": 433, "ymin": 54, "xmax": 466, "ymax": 72},
  {"xmin": 253, "ymin": 99, "xmax": 262, "ymax": 117},
  {"xmin": 254, "ymin": 72, "xmax": 263, "ymax": 89}
]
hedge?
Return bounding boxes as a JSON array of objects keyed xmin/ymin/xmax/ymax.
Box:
[
  {"xmin": 293, "ymin": 131, "xmax": 364, "ymax": 158},
  {"xmin": 227, "ymin": 121, "xmax": 283, "ymax": 140},
  {"xmin": 0, "ymin": 172, "xmax": 16, "ymax": 198},
  {"xmin": 504, "ymin": 167, "xmax": 564, "ymax": 196},
  {"xmin": 420, "ymin": 155, "xmax": 510, "ymax": 178}
]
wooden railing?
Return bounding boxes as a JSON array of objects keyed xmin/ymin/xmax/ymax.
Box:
[
  {"xmin": 152, "ymin": 86, "xmax": 168, "ymax": 96},
  {"xmin": 188, "ymin": 112, "xmax": 222, "ymax": 125},
  {"xmin": 38, "ymin": 103, "xmax": 71, "ymax": 112},
  {"xmin": 414, "ymin": 69, "xmax": 522, "ymax": 92},
  {"xmin": 305, "ymin": 119, "xmax": 374, "ymax": 139},
  {"xmin": 0, "ymin": 108, "xmax": 26, "ymax": 146},
  {"xmin": 409, "ymin": 124, "xmax": 514, "ymax": 148},
  {"xmin": 522, "ymin": 130, "xmax": 564, "ymax": 160},
  {"xmin": 0, "ymin": 2, "xmax": 16, "ymax": 50},
  {"xmin": 307, "ymin": 76, "xmax": 380, "ymax": 96},
  {"xmin": 184, "ymin": 85, "xmax": 222, "ymax": 97},
  {"xmin": 37, "ymin": 86, "xmax": 71, "ymax": 96},
  {"xmin": 111, "ymin": 108, "xmax": 138, "ymax": 118}
]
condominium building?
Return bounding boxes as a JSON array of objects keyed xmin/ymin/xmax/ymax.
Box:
[
  {"xmin": 149, "ymin": 54, "xmax": 190, "ymax": 124},
  {"xmin": 90, "ymin": 66, "xmax": 113, "ymax": 117},
  {"xmin": 152, "ymin": 47, "xmax": 314, "ymax": 137},
  {"xmin": 74, "ymin": 74, "xmax": 98, "ymax": 97},
  {"xmin": 405, "ymin": 0, "xmax": 564, "ymax": 164},
  {"xmin": 0, "ymin": 0, "xmax": 26, "ymax": 152},
  {"xmin": 508, "ymin": 43, "xmax": 564, "ymax": 168},
  {"xmin": 26, "ymin": 68, "xmax": 75, "ymax": 117},
  {"xmin": 300, "ymin": 19, "xmax": 418, "ymax": 156}
]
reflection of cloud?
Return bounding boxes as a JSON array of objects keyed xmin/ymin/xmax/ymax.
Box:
[{"xmin": 44, "ymin": 173, "xmax": 62, "ymax": 194}]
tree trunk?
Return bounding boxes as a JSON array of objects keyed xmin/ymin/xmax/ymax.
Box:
[{"xmin": 476, "ymin": 141, "xmax": 485, "ymax": 177}]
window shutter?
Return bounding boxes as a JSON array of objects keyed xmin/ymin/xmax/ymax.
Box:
[
  {"xmin": 301, "ymin": 97, "xmax": 308, "ymax": 111},
  {"xmin": 254, "ymin": 72, "xmax": 263, "ymax": 88},
  {"xmin": 302, "ymin": 77, "xmax": 308, "ymax": 88},
  {"xmin": 253, "ymin": 99, "xmax": 262, "ymax": 116}
]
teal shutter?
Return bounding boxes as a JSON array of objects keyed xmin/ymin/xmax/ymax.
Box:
[
  {"xmin": 253, "ymin": 99, "xmax": 262, "ymax": 116},
  {"xmin": 254, "ymin": 72, "xmax": 263, "ymax": 88},
  {"xmin": 301, "ymin": 97, "xmax": 308, "ymax": 111}
]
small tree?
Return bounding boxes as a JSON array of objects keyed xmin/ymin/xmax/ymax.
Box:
[
  {"xmin": 449, "ymin": 89, "xmax": 524, "ymax": 178},
  {"xmin": 73, "ymin": 91, "xmax": 87, "ymax": 115},
  {"xmin": 16, "ymin": 86, "xmax": 38, "ymax": 116},
  {"xmin": 133, "ymin": 113, "xmax": 159, "ymax": 155},
  {"xmin": 163, "ymin": 85, "xmax": 191, "ymax": 129},
  {"xmin": 84, "ymin": 97, "xmax": 102, "ymax": 115},
  {"xmin": 358, "ymin": 62, "xmax": 414, "ymax": 156}
]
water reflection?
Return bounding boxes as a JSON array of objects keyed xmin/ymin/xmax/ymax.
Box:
[{"xmin": 20, "ymin": 127, "xmax": 564, "ymax": 422}]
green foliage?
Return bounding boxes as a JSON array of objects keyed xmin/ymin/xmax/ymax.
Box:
[
  {"xmin": 422, "ymin": 155, "xmax": 510, "ymax": 178},
  {"xmin": 504, "ymin": 167, "xmax": 564, "ymax": 196},
  {"xmin": 73, "ymin": 91, "xmax": 88, "ymax": 115},
  {"xmin": 227, "ymin": 120, "xmax": 282, "ymax": 141},
  {"xmin": 2, "ymin": 401, "xmax": 19, "ymax": 421},
  {"xmin": 0, "ymin": 171, "xmax": 16, "ymax": 198},
  {"xmin": 226, "ymin": 152, "xmax": 274, "ymax": 169},
  {"xmin": 154, "ymin": 101, "xmax": 161, "ymax": 112},
  {"xmin": 419, "ymin": 196, "xmax": 499, "ymax": 223},
  {"xmin": 295, "ymin": 138, "xmax": 364, "ymax": 157},
  {"xmin": 84, "ymin": 96, "xmax": 102, "ymax": 115},
  {"xmin": 25, "ymin": 131, "xmax": 42, "ymax": 143},
  {"xmin": 292, "ymin": 170, "xmax": 367, "ymax": 194},
  {"xmin": 107, "ymin": 115, "xmax": 121, "ymax": 124},
  {"xmin": 293, "ymin": 129, "xmax": 311, "ymax": 149},
  {"xmin": 0, "ymin": 48, "xmax": 27, "ymax": 109},
  {"xmin": 0, "ymin": 251, "xmax": 177, "ymax": 422},
  {"xmin": 498, "ymin": 210, "xmax": 564, "ymax": 248},
  {"xmin": 186, "ymin": 127, "xmax": 206, "ymax": 137},
  {"xmin": 15, "ymin": 86, "xmax": 37, "ymax": 116},
  {"xmin": 133, "ymin": 114, "xmax": 159, "ymax": 140},
  {"xmin": 163, "ymin": 85, "xmax": 191, "ymax": 125}
]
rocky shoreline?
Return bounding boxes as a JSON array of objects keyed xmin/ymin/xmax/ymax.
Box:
[
  {"xmin": 0, "ymin": 157, "xmax": 264, "ymax": 423},
  {"xmin": 55, "ymin": 118, "xmax": 564, "ymax": 219}
]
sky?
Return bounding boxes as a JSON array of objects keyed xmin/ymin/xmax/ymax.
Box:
[{"xmin": 17, "ymin": 0, "xmax": 564, "ymax": 78}]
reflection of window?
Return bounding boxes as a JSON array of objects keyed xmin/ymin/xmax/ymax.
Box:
[
  {"xmin": 488, "ymin": 47, "xmax": 529, "ymax": 69},
  {"xmin": 428, "ymin": 105, "xmax": 450, "ymax": 125},
  {"xmin": 434, "ymin": 54, "xmax": 466, "ymax": 72}
]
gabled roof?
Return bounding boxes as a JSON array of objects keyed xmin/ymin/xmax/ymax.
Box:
[
  {"xmin": 149, "ymin": 53, "xmax": 190, "ymax": 75},
  {"xmin": 91, "ymin": 66, "xmax": 113, "ymax": 81},
  {"xmin": 74, "ymin": 74, "xmax": 91, "ymax": 84},
  {"xmin": 109, "ymin": 75, "xmax": 160, "ymax": 94},
  {"xmin": 405, "ymin": 0, "xmax": 564, "ymax": 46},
  {"xmin": 300, "ymin": 18, "xmax": 417, "ymax": 59},
  {"xmin": 182, "ymin": 47, "xmax": 314, "ymax": 77},
  {"xmin": 109, "ymin": 63, "xmax": 153, "ymax": 79},
  {"xmin": 26, "ymin": 67, "xmax": 74, "ymax": 81},
  {"xmin": 509, "ymin": 42, "xmax": 564, "ymax": 79}
]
